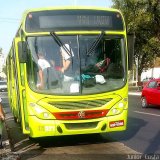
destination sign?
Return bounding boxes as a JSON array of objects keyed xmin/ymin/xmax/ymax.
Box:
[{"xmin": 25, "ymin": 10, "xmax": 124, "ymax": 32}]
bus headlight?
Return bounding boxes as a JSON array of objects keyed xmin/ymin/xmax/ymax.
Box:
[
  {"xmin": 107, "ymin": 99, "xmax": 127, "ymax": 116},
  {"xmin": 30, "ymin": 103, "xmax": 55, "ymax": 120}
]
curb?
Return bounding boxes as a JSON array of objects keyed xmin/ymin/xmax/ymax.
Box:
[{"xmin": 128, "ymin": 92, "xmax": 141, "ymax": 96}]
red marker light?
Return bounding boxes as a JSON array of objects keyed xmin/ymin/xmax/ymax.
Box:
[
  {"xmin": 116, "ymin": 14, "xmax": 120, "ymax": 18},
  {"xmin": 28, "ymin": 14, "xmax": 32, "ymax": 19}
]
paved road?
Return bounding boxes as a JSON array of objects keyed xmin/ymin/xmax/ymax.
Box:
[
  {"xmin": 1, "ymin": 92, "xmax": 160, "ymax": 159},
  {"xmin": 107, "ymin": 94, "xmax": 160, "ymax": 154}
]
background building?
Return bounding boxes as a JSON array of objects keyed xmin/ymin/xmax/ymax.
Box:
[
  {"xmin": 141, "ymin": 57, "xmax": 160, "ymax": 81},
  {"xmin": 0, "ymin": 53, "xmax": 6, "ymax": 80}
]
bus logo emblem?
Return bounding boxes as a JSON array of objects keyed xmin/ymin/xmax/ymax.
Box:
[{"xmin": 78, "ymin": 111, "xmax": 85, "ymax": 119}]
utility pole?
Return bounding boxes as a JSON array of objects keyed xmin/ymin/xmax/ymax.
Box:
[{"xmin": 135, "ymin": 57, "xmax": 138, "ymax": 85}]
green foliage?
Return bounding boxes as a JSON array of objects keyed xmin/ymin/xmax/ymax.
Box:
[
  {"xmin": 2, "ymin": 65, "xmax": 7, "ymax": 75},
  {"xmin": 112, "ymin": 0, "xmax": 160, "ymax": 77},
  {"xmin": 0, "ymin": 48, "xmax": 2, "ymax": 55}
]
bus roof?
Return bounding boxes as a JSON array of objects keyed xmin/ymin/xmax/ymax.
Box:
[
  {"xmin": 23, "ymin": 6, "xmax": 121, "ymax": 15},
  {"xmin": 21, "ymin": 6, "xmax": 122, "ymax": 25}
]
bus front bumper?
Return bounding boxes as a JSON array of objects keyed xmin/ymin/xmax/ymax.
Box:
[{"xmin": 29, "ymin": 109, "xmax": 127, "ymax": 138}]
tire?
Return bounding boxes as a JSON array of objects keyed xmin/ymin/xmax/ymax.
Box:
[
  {"xmin": 141, "ymin": 97, "xmax": 148, "ymax": 108},
  {"xmin": 14, "ymin": 116, "xmax": 20, "ymax": 123},
  {"xmin": 13, "ymin": 116, "xmax": 18, "ymax": 123}
]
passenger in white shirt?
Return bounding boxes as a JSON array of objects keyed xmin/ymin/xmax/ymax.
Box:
[
  {"xmin": 37, "ymin": 53, "xmax": 51, "ymax": 89},
  {"xmin": 60, "ymin": 44, "xmax": 74, "ymax": 81}
]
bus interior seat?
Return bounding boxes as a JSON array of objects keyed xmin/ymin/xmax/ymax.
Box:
[{"xmin": 43, "ymin": 67, "xmax": 61, "ymax": 89}]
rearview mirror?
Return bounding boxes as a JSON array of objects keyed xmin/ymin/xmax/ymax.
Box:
[
  {"xmin": 18, "ymin": 41, "xmax": 28, "ymax": 63},
  {"xmin": 127, "ymin": 33, "xmax": 135, "ymax": 70}
]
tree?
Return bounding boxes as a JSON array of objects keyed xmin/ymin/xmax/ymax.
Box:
[
  {"xmin": 2, "ymin": 65, "xmax": 7, "ymax": 75},
  {"xmin": 0, "ymin": 47, "xmax": 7, "ymax": 79},
  {"xmin": 112, "ymin": 0, "xmax": 160, "ymax": 81},
  {"xmin": 0, "ymin": 47, "xmax": 2, "ymax": 55}
]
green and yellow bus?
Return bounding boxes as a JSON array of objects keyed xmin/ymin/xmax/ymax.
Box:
[{"xmin": 6, "ymin": 7, "xmax": 131, "ymax": 138}]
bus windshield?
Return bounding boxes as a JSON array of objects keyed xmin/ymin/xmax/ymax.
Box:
[{"xmin": 27, "ymin": 34, "xmax": 126, "ymax": 95}]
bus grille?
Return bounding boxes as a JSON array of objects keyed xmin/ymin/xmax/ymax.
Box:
[
  {"xmin": 49, "ymin": 99, "xmax": 112, "ymax": 110},
  {"xmin": 64, "ymin": 122, "xmax": 98, "ymax": 130}
]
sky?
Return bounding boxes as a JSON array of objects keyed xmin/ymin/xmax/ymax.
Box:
[{"xmin": 0, "ymin": 0, "xmax": 113, "ymax": 56}]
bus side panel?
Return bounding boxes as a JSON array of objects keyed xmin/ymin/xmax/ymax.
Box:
[{"xmin": 14, "ymin": 38, "xmax": 30, "ymax": 134}]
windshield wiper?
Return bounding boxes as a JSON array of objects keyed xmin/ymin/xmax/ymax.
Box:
[
  {"xmin": 50, "ymin": 32, "xmax": 72, "ymax": 57},
  {"xmin": 86, "ymin": 31, "xmax": 105, "ymax": 56}
]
